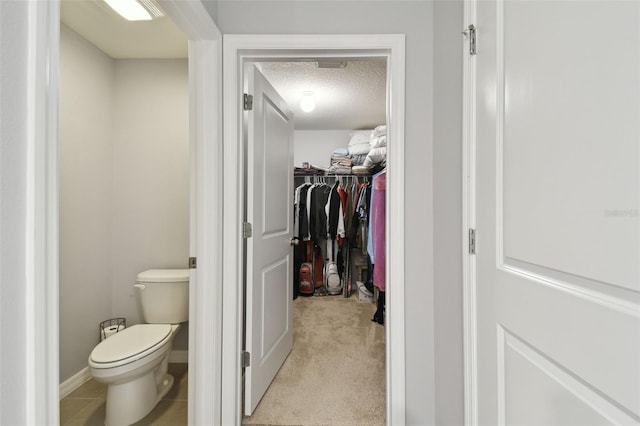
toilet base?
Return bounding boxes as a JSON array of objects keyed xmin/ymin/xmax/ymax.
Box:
[{"xmin": 104, "ymin": 371, "xmax": 174, "ymax": 426}]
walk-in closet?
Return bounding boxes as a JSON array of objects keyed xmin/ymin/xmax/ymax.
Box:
[{"xmin": 242, "ymin": 58, "xmax": 389, "ymax": 425}]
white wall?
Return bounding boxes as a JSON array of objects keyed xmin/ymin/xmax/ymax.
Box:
[
  {"xmin": 294, "ymin": 130, "xmax": 351, "ymax": 168},
  {"xmin": 209, "ymin": 1, "xmax": 437, "ymax": 423},
  {"xmin": 59, "ymin": 24, "xmax": 115, "ymax": 382},
  {"xmin": 0, "ymin": 2, "xmax": 29, "ymax": 423},
  {"xmin": 111, "ymin": 58, "xmax": 189, "ymax": 349},
  {"xmin": 59, "ymin": 27, "xmax": 190, "ymax": 383}
]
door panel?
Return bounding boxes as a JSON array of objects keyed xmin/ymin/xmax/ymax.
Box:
[
  {"xmin": 473, "ymin": 1, "xmax": 640, "ymax": 424},
  {"xmin": 261, "ymin": 259, "xmax": 289, "ymax": 356},
  {"xmin": 503, "ymin": 330, "xmax": 629, "ymax": 426},
  {"xmin": 262, "ymin": 100, "xmax": 291, "ymax": 234},
  {"xmin": 244, "ymin": 65, "xmax": 294, "ymax": 416},
  {"xmin": 500, "ymin": 1, "xmax": 639, "ymax": 291}
]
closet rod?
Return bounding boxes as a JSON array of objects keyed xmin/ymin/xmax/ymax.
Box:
[{"xmin": 293, "ymin": 174, "xmax": 371, "ymax": 178}]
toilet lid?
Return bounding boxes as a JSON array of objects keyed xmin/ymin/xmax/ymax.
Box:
[{"xmin": 90, "ymin": 324, "xmax": 172, "ymax": 366}]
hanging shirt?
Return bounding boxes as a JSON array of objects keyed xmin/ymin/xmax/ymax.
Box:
[
  {"xmin": 338, "ymin": 185, "xmax": 350, "ymax": 246},
  {"xmin": 310, "ymin": 184, "xmax": 331, "ymax": 242},
  {"xmin": 293, "ymin": 183, "xmax": 311, "ymax": 239},
  {"xmin": 367, "ymin": 182, "xmax": 376, "ymax": 262},
  {"xmin": 305, "ymin": 183, "xmax": 318, "ymax": 241},
  {"xmin": 372, "ymin": 171, "xmax": 386, "ymax": 291},
  {"xmin": 326, "ymin": 182, "xmax": 345, "ymax": 241},
  {"xmin": 298, "ymin": 183, "xmax": 312, "ymax": 240}
]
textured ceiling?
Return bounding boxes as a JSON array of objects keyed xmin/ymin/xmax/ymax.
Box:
[
  {"xmin": 59, "ymin": 1, "xmax": 387, "ymax": 130},
  {"xmin": 258, "ymin": 60, "xmax": 387, "ymax": 130}
]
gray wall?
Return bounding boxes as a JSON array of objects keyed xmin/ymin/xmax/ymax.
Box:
[
  {"xmin": 59, "ymin": 26, "xmax": 189, "ymax": 382},
  {"xmin": 111, "ymin": 58, "xmax": 190, "ymax": 348},
  {"xmin": 0, "ymin": 2, "xmax": 30, "ymax": 423},
  {"xmin": 0, "ymin": 1, "xmax": 464, "ymax": 424},
  {"xmin": 433, "ymin": 1, "xmax": 465, "ymax": 425},
  {"xmin": 59, "ymin": 24, "xmax": 115, "ymax": 382},
  {"xmin": 207, "ymin": 1, "xmax": 439, "ymax": 423}
]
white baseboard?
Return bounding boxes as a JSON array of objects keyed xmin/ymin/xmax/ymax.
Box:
[
  {"xmin": 169, "ymin": 350, "xmax": 188, "ymax": 363},
  {"xmin": 59, "ymin": 366, "xmax": 91, "ymax": 399}
]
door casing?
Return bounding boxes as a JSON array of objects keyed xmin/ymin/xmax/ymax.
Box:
[
  {"xmin": 462, "ymin": 1, "xmax": 478, "ymax": 424},
  {"xmin": 222, "ymin": 34, "xmax": 406, "ymax": 426},
  {"xmin": 159, "ymin": 2, "xmax": 223, "ymax": 424}
]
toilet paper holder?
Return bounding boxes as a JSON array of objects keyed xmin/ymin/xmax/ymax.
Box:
[{"xmin": 99, "ymin": 318, "xmax": 127, "ymax": 341}]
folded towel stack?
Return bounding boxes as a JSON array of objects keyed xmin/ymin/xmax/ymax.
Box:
[{"xmin": 328, "ymin": 146, "xmax": 352, "ymax": 174}]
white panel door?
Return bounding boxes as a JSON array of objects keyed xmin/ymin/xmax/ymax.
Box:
[
  {"xmin": 244, "ymin": 65, "xmax": 294, "ymax": 416},
  {"xmin": 473, "ymin": 1, "xmax": 640, "ymax": 424}
]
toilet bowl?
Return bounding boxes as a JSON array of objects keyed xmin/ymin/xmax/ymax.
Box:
[{"xmin": 88, "ymin": 269, "xmax": 189, "ymax": 426}]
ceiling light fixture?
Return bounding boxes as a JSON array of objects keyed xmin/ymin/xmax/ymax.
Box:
[
  {"xmin": 103, "ymin": 0, "xmax": 165, "ymax": 21},
  {"xmin": 300, "ymin": 91, "xmax": 316, "ymax": 113}
]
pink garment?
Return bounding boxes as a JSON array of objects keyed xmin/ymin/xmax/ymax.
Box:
[{"xmin": 372, "ymin": 172, "xmax": 386, "ymax": 291}]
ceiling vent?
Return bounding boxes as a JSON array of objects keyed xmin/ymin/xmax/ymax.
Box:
[
  {"xmin": 315, "ymin": 60, "xmax": 347, "ymax": 69},
  {"xmin": 139, "ymin": 0, "xmax": 165, "ymax": 18}
]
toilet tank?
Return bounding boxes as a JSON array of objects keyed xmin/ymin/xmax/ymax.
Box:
[{"xmin": 135, "ymin": 269, "xmax": 189, "ymax": 324}]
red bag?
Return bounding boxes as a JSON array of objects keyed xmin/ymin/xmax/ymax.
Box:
[
  {"xmin": 299, "ymin": 262, "xmax": 314, "ymax": 296},
  {"xmin": 313, "ymin": 245, "xmax": 324, "ymax": 293},
  {"xmin": 299, "ymin": 241, "xmax": 315, "ymax": 297}
]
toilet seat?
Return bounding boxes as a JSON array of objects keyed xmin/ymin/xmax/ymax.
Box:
[{"xmin": 89, "ymin": 324, "xmax": 172, "ymax": 369}]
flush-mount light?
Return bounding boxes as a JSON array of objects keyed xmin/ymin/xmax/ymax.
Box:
[
  {"xmin": 300, "ymin": 91, "xmax": 315, "ymax": 113},
  {"xmin": 103, "ymin": 0, "xmax": 165, "ymax": 21}
]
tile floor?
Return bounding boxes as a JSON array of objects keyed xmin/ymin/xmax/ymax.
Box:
[{"xmin": 60, "ymin": 363, "xmax": 188, "ymax": 426}]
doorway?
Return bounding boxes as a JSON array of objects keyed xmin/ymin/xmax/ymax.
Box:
[
  {"xmin": 28, "ymin": 1, "xmax": 220, "ymax": 424},
  {"xmin": 221, "ymin": 35, "xmax": 406, "ymax": 426},
  {"xmin": 242, "ymin": 58, "xmax": 387, "ymax": 424},
  {"xmin": 58, "ymin": 3, "xmax": 191, "ymax": 424}
]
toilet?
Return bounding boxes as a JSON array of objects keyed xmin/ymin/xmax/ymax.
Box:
[{"xmin": 88, "ymin": 269, "xmax": 189, "ymax": 426}]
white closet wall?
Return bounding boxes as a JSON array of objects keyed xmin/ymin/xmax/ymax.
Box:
[{"xmin": 294, "ymin": 130, "xmax": 351, "ymax": 168}]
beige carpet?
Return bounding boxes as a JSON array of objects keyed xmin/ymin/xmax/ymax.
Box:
[{"xmin": 242, "ymin": 295, "xmax": 386, "ymax": 426}]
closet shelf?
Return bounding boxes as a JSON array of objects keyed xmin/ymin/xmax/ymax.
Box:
[{"xmin": 294, "ymin": 172, "xmax": 371, "ymax": 178}]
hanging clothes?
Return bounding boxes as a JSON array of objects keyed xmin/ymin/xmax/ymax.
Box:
[
  {"xmin": 294, "ymin": 183, "xmax": 311, "ymax": 240},
  {"xmin": 338, "ymin": 185, "xmax": 351, "ymax": 246},
  {"xmin": 310, "ymin": 184, "xmax": 331, "ymax": 243},
  {"xmin": 349, "ymin": 181, "xmax": 371, "ymax": 252},
  {"xmin": 326, "ymin": 181, "xmax": 345, "ymax": 242},
  {"xmin": 370, "ymin": 170, "xmax": 386, "ymax": 324},
  {"xmin": 294, "ymin": 174, "xmax": 377, "ymax": 299},
  {"xmin": 371, "ymin": 170, "xmax": 386, "ymax": 292}
]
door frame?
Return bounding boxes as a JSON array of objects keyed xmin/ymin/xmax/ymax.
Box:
[
  {"xmin": 222, "ymin": 34, "xmax": 406, "ymax": 426},
  {"xmin": 158, "ymin": 2, "xmax": 223, "ymax": 424},
  {"xmin": 462, "ymin": 1, "xmax": 478, "ymax": 425},
  {"xmin": 33, "ymin": 1, "xmax": 222, "ymax": 424}
]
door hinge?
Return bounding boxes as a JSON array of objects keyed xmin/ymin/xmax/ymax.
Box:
[
  {"xmin": 243, "ymin": 93, "xmax": 253, "ymax": 111},
  {"xmin": 463, "ymin": 24, "xmax": 477, "ymax": 55},
  {"xmin": 469, "ymin": 228, "xmax": 476, "ymax": 255},
  {"xmin": 241, "ymin": 351, "xmax": 251, "ymax": 368},
  {"xmin": 243, "ymin": 222, "xmax": 253, "ymax": 238},
  {"xmin": 188, "ymin": 257, "xmax": 197, "ymax": 269}
]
